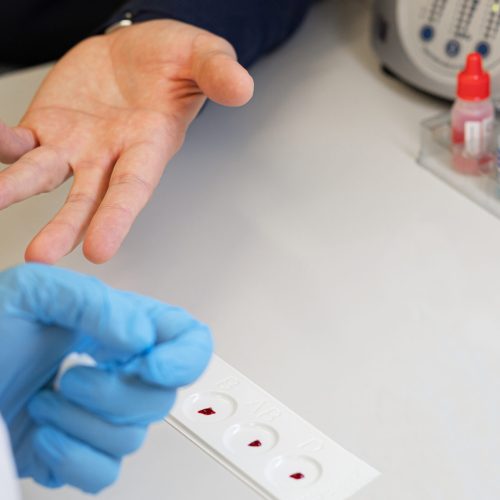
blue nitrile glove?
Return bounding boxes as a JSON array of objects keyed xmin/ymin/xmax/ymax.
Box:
[{"xmin": 0, "ymin": 263, "xmax": 213, "ymax": 493}]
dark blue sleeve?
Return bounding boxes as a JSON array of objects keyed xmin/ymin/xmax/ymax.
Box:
[{"xmin": 104, "ymin": 0, "xmax": 313, "ymax": 67}]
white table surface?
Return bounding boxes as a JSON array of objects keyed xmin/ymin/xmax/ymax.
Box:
[{"xmin": 1, "ymin": 1, "xmax": 499, "ymax": 499}]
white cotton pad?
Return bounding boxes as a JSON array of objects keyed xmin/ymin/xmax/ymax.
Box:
[{"xmin": 53, "ymin": 352, "xmax": 97, "ymax": 391}]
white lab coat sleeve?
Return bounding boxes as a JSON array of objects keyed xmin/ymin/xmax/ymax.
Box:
[{"xmin": 0, "ymin": 414, "xmax": 21, "ymax": 500}]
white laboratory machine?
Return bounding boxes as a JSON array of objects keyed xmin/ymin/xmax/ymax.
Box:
[{"xmin": 373, "ymin": 0, "xmax": 500, "ymax": 99}]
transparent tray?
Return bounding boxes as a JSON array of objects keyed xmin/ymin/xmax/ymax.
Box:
[{"xmin": 417, "ymin": 105, "xmax": 500, "ymax": 219}]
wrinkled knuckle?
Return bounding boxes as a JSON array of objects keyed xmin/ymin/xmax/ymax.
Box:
[
  {"xmin": 66, "ymin": 191, "xmax": 98, "ymax": 208},
  {"xmin": 112, "ymin": 171, "xmax": 155, "ymax": 196}
]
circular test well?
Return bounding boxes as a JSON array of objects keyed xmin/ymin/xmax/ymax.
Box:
[
  {"xmin": 182, "ymin": 392, "xmax": 237, "ymax": 423},
  {"xmin": 266, "ymin": 455, "xmax": 322, "ymax": 488},
  {"xmin": 223, "ymin": 423, "xmax": 279, "ymax": 455}
]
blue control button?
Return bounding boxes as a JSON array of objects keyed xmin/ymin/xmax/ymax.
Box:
[
  {"xmin": 420, "ymin": 25, "xmax": 435, "ymax": 42},
  {"xmin": 475, "ymin": 41, "xmax": 490, "ymax": 58},
  {"xmin": 445, "ymin": 39, "xmax": 461, "ymax": 57}
]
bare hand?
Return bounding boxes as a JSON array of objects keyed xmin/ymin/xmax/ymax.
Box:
[{"xmin": 0, "ymin": 20, "xmax": 253, "ymax": 263}]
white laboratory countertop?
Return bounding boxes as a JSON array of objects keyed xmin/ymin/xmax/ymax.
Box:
[{"xmin": 1, "ymin": 1, "xmax": 499, "ymax": 499}]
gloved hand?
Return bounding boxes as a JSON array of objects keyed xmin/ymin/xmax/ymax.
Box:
[{"xmin": 0, "ymin": 263, "xmax": 213, "ymax": 493}]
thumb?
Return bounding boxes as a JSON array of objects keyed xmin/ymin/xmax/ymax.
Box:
[{"xmin": 192, "ymin": 34, "xmax": 254, "ymax": 107}]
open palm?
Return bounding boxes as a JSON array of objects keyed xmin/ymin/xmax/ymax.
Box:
[{"xmin": 0, "ymin": 20, "xmax": 253, "ymax": 263}]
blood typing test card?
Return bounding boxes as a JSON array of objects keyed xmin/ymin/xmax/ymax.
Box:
[
  {"xmin": 55, "ymin": 352, "xmax": 378, "ymax": 499},
  {"xmin": 166, "ymin": 355, "xmax": 379, "ymax": 499}
]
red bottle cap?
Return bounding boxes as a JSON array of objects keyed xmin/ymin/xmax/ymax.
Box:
[{"xmin": 457, "ymin": 53, "xmax": 490, "ymax": 101}]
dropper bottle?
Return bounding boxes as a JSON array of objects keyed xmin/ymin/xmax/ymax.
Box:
[{"xmin": 451, "ymin": 52, "xmax": 494, "ymax": 175}]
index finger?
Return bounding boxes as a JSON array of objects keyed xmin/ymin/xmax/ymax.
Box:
[
  {"xmin": 83, "ymin": 137, "xmax": 177, "ymax": 264},
  {"xmin": 0, "ymin": 264, "xmax": 155, "ymax": 353}
]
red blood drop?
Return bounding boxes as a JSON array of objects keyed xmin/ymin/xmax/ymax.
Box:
[
  {"xmin": 248, "ymin": 440, "xmax": 262, "ymax": 447},
  {"xmin": 290, "ymin": 472, "xmax": 305, "ymax": 480},
  {"xmin": 198, "ymin": 407, "xmax": 216, "ymax": 415}
]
